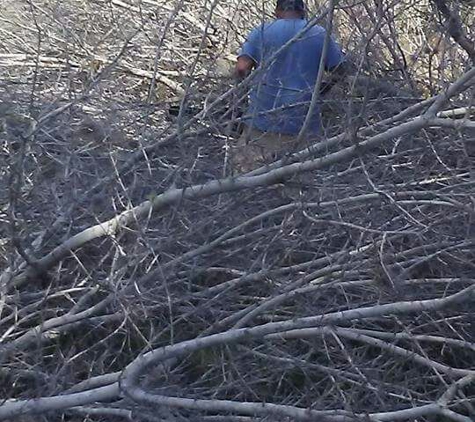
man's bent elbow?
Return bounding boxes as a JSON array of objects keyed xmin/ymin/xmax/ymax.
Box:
[
  {"xmin": 329, "ymin": 60, "xmax": 354, "ymax": 79},
  {"xmin": 235, "ymin": 56, "xmax": 255, "ymax": 80}
]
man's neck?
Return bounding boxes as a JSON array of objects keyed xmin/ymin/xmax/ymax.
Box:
[{"xmin": 277, "ymin": 11, "xmax": 304, "ymax": 19}]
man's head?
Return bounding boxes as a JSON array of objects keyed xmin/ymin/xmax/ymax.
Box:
[{"xmin": 276, "ymin": 0, "xmax": 306, "ymax": 18}]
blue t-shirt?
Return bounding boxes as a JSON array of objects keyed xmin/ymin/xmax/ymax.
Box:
[{"xmin": 239, "ymin": 19, "xmax": 344, "ymax": 135}]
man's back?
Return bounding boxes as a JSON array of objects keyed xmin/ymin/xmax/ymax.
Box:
[{"xmin": 240, "ymin": 19, "xmax": 343, "ymax": 135}]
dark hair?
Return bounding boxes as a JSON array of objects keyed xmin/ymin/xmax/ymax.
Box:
[{"xmin": 276, "ymin": 0, "xmax": 305, "ymax": 11}]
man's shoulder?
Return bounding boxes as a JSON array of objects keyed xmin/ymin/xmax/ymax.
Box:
[
  {"xmin": 309, "ymin": 24, "xmax": 326, "ymax": 34},
  {"xmin": 251, "ymin": 20, "xmax": 326, "ymax": 36},
  {"xmin": 249, "ymin": 21, "xmax": 275, "ymax": 33}
]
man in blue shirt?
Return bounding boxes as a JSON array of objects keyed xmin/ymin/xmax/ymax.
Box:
[{"xmin": 233, "ymin": 0, "xmax": 345, "ymax": 172}]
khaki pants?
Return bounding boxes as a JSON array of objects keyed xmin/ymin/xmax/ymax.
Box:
[{"xmin": 231, "ymin": 125, "xmax": 306, "ymax": 173}]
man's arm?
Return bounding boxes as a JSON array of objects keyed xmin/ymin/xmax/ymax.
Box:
[
  {"xmin": 235, "ymin": 27, "xmax": 260, "ymax": 81},
  {"xmin": 319, "ymin": 35, "xmax": 351, "ymax": 95},
  {"xmin": 234, "ymin": 55, "xmax": 255, "ymax": 81},
  {"xmin": 320, "ymin": 61, "xmax": 352, "ymax": 95}
]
